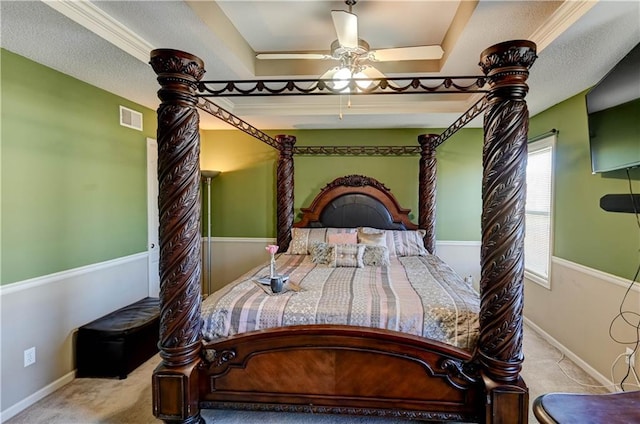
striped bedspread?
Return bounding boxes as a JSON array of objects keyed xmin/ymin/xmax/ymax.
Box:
[{"xmin": 201, "ymin": 253, "xmax": 480, "ymax": 350}]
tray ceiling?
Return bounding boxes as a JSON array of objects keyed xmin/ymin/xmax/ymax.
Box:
[{"xmin": 1, "ymin": 1, "xmax": 639, "ymax": 130}]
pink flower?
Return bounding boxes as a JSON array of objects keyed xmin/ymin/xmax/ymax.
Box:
[{"xmin": 265, "ymin": 244, "xmax": 279, "ymax": 255}]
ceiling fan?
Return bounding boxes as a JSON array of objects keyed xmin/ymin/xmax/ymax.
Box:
[{"xmin": 255, "ymin": 0, "xmax": 444, "ymax": 85}]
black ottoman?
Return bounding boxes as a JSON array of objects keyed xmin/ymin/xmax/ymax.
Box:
[{"xmin": 76, "ymin": 297, "xmax": 160, "ymax": 379}]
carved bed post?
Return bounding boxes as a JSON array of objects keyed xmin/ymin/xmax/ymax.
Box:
[
  {"xmin": 418, "ymin": 134, "xmax": 438, "ymax": 254},
  {"xmin": 276, "ymin": 135, "xmax": 296, "ymax": 252},
  {"xmin": 149, "ymin": 49, "xmax": 206, "ymax": 424},
  {"xmin": 477, "ymin": 40, "xmax": 537, "ymax": 424}
]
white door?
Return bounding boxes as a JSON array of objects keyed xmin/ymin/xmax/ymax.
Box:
[{"xmin": 147, "ymin": 138, "xmax": 160, "ymax": 298}]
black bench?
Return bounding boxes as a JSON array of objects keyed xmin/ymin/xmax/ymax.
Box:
[{"xmin": 76, "ymin": 297, "xmax": 160, "ymax": 379}]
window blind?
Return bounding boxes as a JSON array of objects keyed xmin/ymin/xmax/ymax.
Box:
[{"xmin": 525, "ymin": 134, "xmax": 555, "ymax": 287}]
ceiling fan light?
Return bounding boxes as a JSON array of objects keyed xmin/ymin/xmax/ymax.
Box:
[
  {"xmin": 353, "ymin": 70, "xmax": 371, "ymax": 89},
  {"xmin": 332, "ymin": 67, "xmax": 352, "ymax": 91}
]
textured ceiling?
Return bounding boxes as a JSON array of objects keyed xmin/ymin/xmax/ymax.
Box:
[{"xmin": 1, "ymin": 0, "xmax": 639, "ymax": 130}]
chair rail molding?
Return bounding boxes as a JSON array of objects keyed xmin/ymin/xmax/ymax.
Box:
[{"xmin": 0, "ymin": 252, "xmax": 148, "ymax": 295}]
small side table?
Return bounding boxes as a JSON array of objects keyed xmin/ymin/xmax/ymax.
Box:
[{"xmin": 533, "ymin": 391, "xmax": 640, "ymax": 424}]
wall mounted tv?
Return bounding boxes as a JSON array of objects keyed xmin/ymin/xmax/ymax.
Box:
[{"xmin": 586, "ymin": 42, "xmax": 640, "ymax": 173}]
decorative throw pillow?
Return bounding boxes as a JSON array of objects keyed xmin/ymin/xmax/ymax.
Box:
[
  {"xmin": 327, "ymin": 232, "xmax": 358, "ymax": 245},
  {"xmin": 310, "ymin": 242, "xmax": 336, "ymax": 265},
  {"xmin": 288, "ymin": 228, "xmax": 327, "ymax": 255},
  {"xmin": 358, "ymin": 227, "xmax": 428, "ymax": 257},
  {"xmin": 359, "ymin": 227, "xmax": 397, "ymax": 256},
  {"xmin": 388, "ymin": 229, "xmax": 429, "ymax": 257},
  {"xmin": 362, "ymin": 245, "xmax": 390, "ymax": 267},
  {"xmin": 357, "ymin": 228, "xmax": 387, "ymax": 247},
  {"xmin": 333, "ymin": 244, "xmax": 365, "ymax": 268},
  {"xmin": 358, "ymin": 226, "xmax": 384, "ymax": 234},
  {"xmin": 288, "ymin": 227, "xmax": 358, "ymax": 255},
  {"xmin": 325, "ymin": 228, "xmax": 358, "ymax": 239}
]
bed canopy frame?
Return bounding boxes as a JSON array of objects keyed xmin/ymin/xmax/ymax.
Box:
[{"xmin": 149, "ymin": 39, "xmax": 537, "ymax": 423}]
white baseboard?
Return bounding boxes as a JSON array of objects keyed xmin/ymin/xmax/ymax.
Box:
[
  {"xmin": 0, "ymin": 370, "xmax": 75, "ymax": 423},
  {"xmin": 524, "ymin": 317, "xmax": 615, "ymax": 392}
]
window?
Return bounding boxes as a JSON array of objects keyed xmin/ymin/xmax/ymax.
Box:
[{"xmin": 524, "ymin": 134, "xmax": 556, "ymax": 288}]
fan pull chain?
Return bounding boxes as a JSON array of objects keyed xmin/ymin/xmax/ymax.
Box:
[{"xmin": 338, "ymin": 93, "xmax": 353, "ymax": 120}]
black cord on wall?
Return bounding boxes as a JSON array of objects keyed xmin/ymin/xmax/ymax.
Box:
[{"xmin": 608, "ymin": 168, "xmax": 640, "ymax": 391}]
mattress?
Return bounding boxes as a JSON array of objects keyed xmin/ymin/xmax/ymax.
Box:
[{"xmin": 201, "ymin": 253, "xmax": 480, "ymax": 350}]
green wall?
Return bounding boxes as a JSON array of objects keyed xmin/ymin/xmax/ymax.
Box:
[
  {"xmin": 200, "ymin": 130, "xmax": 279, "ymax": 238},
  {"xmin": 529, "ymin": 91, "xmax": 640, "ymax": 281},
  {"xmin": 200, "ymin": 128, "xmax": 483, "ymax": 241},
  {"xmin": 1, "ymin": 49, "xmax": 157, "ymax": 284}
]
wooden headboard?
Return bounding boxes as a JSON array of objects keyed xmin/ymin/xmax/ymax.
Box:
[{"xmin": 294, "ymin": 175, "xmax": 418, "ymax": 230}]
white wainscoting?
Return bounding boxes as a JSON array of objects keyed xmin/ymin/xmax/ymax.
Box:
[
  {"xmin": 524, "ymin": 256, "xmax": 640, "ymax": 391},
  {"xmin": 0, "ymin": 253, "xmax": 149, "ymax": 422},
  {"xmin": 202, "ymin": 237, "xmax": 277, "ymax": 295},
  {"xmin": 435, "ymin": 241, "xmax": 481, "ymax": 291}
]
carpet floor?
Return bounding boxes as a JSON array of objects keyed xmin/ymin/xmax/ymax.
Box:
[{"xmin": 6, "ymin": 324, "xmax": 608, "ymax": 423}]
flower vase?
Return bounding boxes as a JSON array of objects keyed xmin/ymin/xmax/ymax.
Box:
[
  {"xmin": 269, "ymin": 254, "xmax": 276, "ymax": 279},
  {"xmin": 265, "ymin": 244, "xmax": 279, "ymax": 279}
]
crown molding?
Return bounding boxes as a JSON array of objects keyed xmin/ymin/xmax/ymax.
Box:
[
  {"xmin": 42, "ymin": 0, "xmax": 154, "ymax": 63},
  {"xmin": 530, "ymin": 1, "xmax": 598, "ymax": 52}
]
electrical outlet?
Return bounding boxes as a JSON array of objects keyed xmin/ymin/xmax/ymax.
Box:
[
  {"xmin": 24, "ymin": 347, "xmax": 36, "ymax": 367},
  {"xmin": 625, "ymin": 347, "xmax": 636, "ymax": 365}
]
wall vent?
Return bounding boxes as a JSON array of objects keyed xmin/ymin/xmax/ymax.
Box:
[{"xmin": 119, "ymin": 106, "xmax": 143, "ymax": 131}]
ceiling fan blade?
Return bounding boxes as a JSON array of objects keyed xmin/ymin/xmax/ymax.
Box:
[
  {"xmin": 360, "ymin": 66, "xmax": 384, "ymax": 79},
  {"xmin": 370, "ymin": 45, "xmax": 444, "ymax": 61},
  {"xmin": 256, "ymin": 53, "xmax": 331, "ymax": 60},
  {"xmin": 319, "ymin": 67, "xmax": 338, "ymax": 80},
  {"xmin": 331, "ymin": 10, "xmax": 358, "ymax": 49}
]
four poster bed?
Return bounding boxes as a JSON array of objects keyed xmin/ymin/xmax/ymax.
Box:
[{"xmin": 149, "ymin": 40, "xmax": 537, "ymax": 424}]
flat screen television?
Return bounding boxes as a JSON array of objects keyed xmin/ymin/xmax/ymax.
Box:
[{"xmin": 586, "ymin": 42, "xmax": 640, "ymax": 173}]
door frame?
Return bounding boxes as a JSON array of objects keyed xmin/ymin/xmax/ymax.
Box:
[{"xmin": 146, "ymin": 137, "xmax": 160, "ymax": 298}]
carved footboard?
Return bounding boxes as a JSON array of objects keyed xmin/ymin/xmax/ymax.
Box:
[{"xmin": 199, "ymin": 326, "xmax": 483, "ymax": 422}]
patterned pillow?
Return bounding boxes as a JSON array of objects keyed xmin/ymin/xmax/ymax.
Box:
[
  {"xmin": 362, "ymin": 245, "xmax": 390, "ymax": 267},
  {"xmin": 357, "ymin": 228, "xmax": 386, "ymax": 247},
  {"xmin": 327, "ymin": 232, "xmax": 358, "ymax": 245},
  {"xmin": 358, "ymin": 227, "xmax": 428, "ymax": 257},
  {"xmin": 288, "ymin": 227, "xmax": 357, "ymax": 255},
  {"xmin": 310, "ymin": 242, "xmax": 336, "ymax": 265},
  {"xmin": 359, "ymin": 227, "xmax": 397, "ymax": 256},
  {"xmin": 388, "ymin": 229, "xmax": 429, "ymax": 257},
  {"xmin": 325, "ymin": 228, "xmax": 358, "ymax": 240},
  {"xmin": 289, "ymin": 228, "xmax": 325, "ymax": 255},
  {"xmin": 333, "ymin": 244, "xmax": 365, "ymax": 268}
]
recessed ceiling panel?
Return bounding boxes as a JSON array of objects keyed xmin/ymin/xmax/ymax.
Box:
[{"xmin": 216, "ymin": 1, "xmax": 459, "ymax": 54}]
